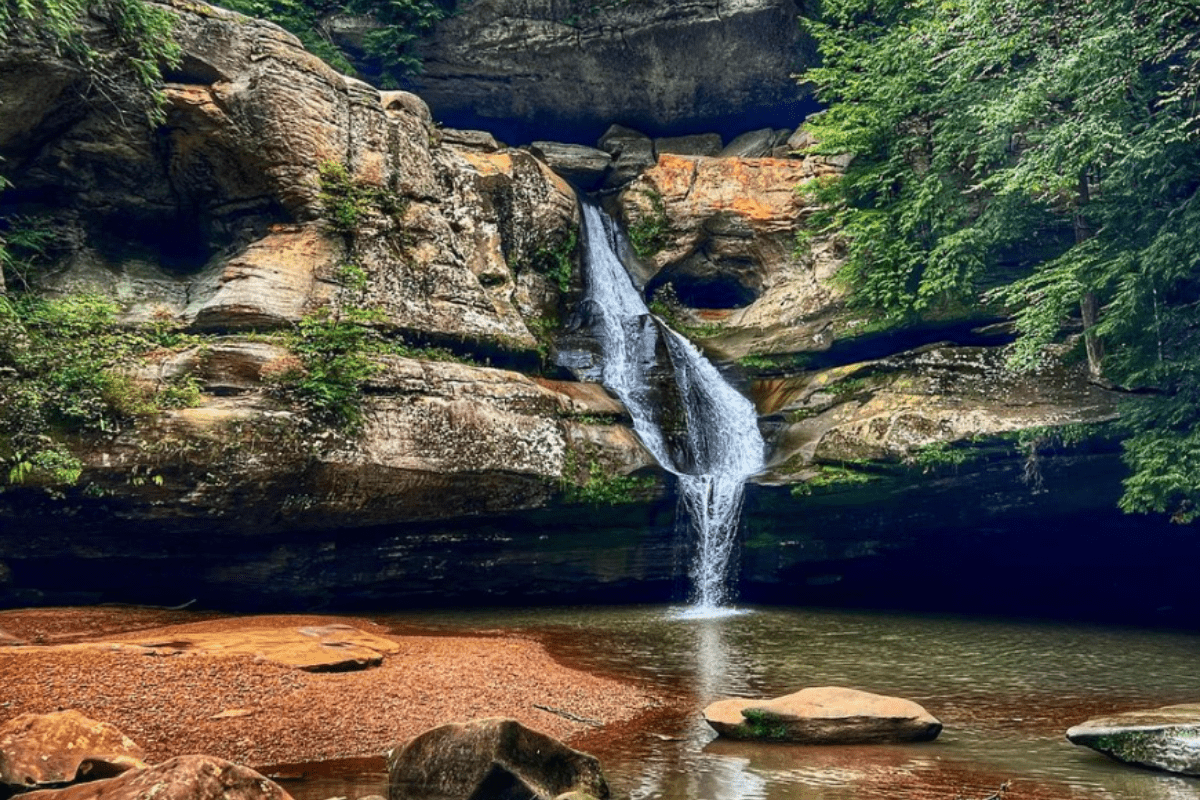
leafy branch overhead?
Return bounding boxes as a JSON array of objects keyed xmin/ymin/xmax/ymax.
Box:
[{"xmin": 800, "ymin": 0, "xmax": 1200, "ymax": 521}]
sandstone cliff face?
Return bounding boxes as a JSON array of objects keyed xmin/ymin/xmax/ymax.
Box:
[
  {"xmin": 612, "ymin": 143, "xmax": 1125, "ymax": 494},
  {"xmin": 617, "ymin": 151, "xmax": 850, "ymax": 360},
  {"xmin": 400, "ymin": 0, "xmax": 818, "ymax": 144},
  {"xmin": 0, "ymin": 0, "xmax": 655, "ymax": 538},
  {"xmin": 1, "ymin": 2, "xmax": 579, "ymax": 351},
  {"xmin": 0, "ymin": 0, "xmax": 1156, "ymax": 615}
]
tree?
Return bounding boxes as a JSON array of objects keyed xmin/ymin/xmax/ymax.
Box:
[{"xmin": 800, "ymin": 0, "xmax": 1200, "ymax": 520}]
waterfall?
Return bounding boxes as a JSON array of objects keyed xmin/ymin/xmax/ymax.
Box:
[{"xmin": 576, "ymin": 201, "xmax": 764, "ymax": 610}]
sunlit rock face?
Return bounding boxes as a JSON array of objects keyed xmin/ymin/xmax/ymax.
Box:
[
  {"xmin": 0, "ymin": 0, "xmax": 656, "ymax": 540},
  {"xmin": 0, "ymin": 0, "xmax": 577, "ymax": 352},
  {"xmin": 399, "ymin": 0, "xmax": 819, "ymax": 144}
]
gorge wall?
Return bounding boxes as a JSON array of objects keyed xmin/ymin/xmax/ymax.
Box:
[
  {"xmin": 0, "ymin": 0, "xmax": 1183, "ymax": 624},
  {"xmin": 387, "ymin": 0, "xmax": 818, "ymax": 144}
]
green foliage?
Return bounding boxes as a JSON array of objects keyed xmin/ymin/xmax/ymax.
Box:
[
  {"xmin": 739, "ymin": 709, "xmax": 789, "ymax": 740},
  {"xmin": 906, "ymin": 441, "xmax": 972, "ymax": 472},
  {"xmin": 563, "ymin": 458, "xmax": 655, "ymax": 505},
  {"xmin": 317, "ymin": 161, "xmax": 410, "ymax": 238},
  {"xmin": 790, "ymin": 464, "xmax": 877, "ymax": 497},
  {"xmin": 218, "ymin": 0, "xmax": 451, "ymax": 85},
  {"xmin": 278, "ymin": 307, "xmax": 379, "ymax": 433},
  {"xmin": 0, "ymin": 293, "xmax": 207, "ymax": 493},
  {"xmin": 801, "ymin": 0, "xmax": 1200, "ymax": 521},
  {"xmin": 0, "ymin": 0, "xmax": 181, "ymax": 122},
  {"xmin": 627, "ymin": 189, "xmax": 671, "ymax": 258},
  {"xmin": 529, "ymin": 227, "xmax": 578, "ymax": 293},
  {"xmin": 0, "ymin": 216, "xmax": 55, "ymax": 291}
]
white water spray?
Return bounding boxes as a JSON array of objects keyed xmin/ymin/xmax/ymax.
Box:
[{"xmin": 577, "ymin": 201, "xmax": 764, "ymax": 610}]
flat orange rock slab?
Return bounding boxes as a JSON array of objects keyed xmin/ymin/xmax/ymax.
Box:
[
  {"xmin": 704, "ymin": 686, "xmax": 943, "ymax": 744},
  {"xmin": 2, "ymin": 624, "xmax": 399, "ymax": 672}
]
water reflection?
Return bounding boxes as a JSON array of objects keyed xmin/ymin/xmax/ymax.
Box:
[{"xmin": 366, "ymin": 606, "xmax": 1200, "ymax": 800}]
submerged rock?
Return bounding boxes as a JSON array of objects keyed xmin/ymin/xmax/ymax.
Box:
[
  {"xmin": 20, "ymin": 756, "xmax": 292, "ymax": 800},
  {"xmin": 0, "ymin": 711, "xmax": 146, "ymax": 791},
  {"xmin": 1067, "ymin": 704, "xmax": 1200, "ymax": 775},
  {"xmin": 703, "ymin": 687, "xmax": 942, "ymax": 744},
  {"xmin": 387, "ymin": 718, "xmax": 608, "ymax": 800}
]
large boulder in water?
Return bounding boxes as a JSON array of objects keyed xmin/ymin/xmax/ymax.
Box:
[
  {"xmin": 386, "ymin": 718, "xmax": 608, "ymax": 800},
  {"xmin": 19, "ymin": 756, "xmax": 293, "ymax": 800},
  {"xmin": 0, "ymin": 711, "xmax": 147, "ymax": 791},
  {"xmin": 703, "ymin": 687, "xmax": 943, "ymax": 744},
  {"xmin": 1067, "ymin": 703, "xmax": 1200, "ymax": 775}
]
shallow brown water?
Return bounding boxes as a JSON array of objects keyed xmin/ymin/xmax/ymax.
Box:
[{"xmin": 348, "ymin": 605, "xmax": 1200, "ymax": 800}]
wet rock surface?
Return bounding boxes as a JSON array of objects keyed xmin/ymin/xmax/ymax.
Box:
[
  {"xmin": 0, "ymin": 711, "xmax": 147, "ymax": 791},
  {"xmin": 704, "ymin": 687, "xmax": 943, "ymax": 744},
  {"xmin": 387, "ymin": 718, "xmax": 609, "ymax": 800},
  {"xmin": 1067, "ymin": 704, "xmax": 1200, "ymax": 776}
]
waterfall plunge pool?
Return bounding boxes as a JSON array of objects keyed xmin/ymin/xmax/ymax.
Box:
[{"xmin": 284, "ymin": 604, "xmax": 1200, "ymax": 800}]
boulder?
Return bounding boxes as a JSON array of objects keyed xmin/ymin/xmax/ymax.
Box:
[
  {"xmin": 528, "ymin": 142, "xmax": 612, "ymax": 190},
  {"xmin": 0, "ymin": 711, "xmax": 146, "ymax": 791},
  {"xmin": 619, "ymin": 154, "xmax": 823, "ymax": 315},
  {"xmin": 719, "ymin": 128, "xmax": 788, "ymax": 158},
  {"xmin": 439, "ymin": 128, "xmax": 502, "ymax": 152},
  {"xmin": 597, "ymin": 126, "xmax": 657, "ymax": 190},
  {"xmin": 703, "ymin": 687, "xmax": 942, "ymax": 744},
  {"xmin": 132, "ymin": 623, "xmax": 400, "ymax": 671},
  {"xmin": 20, "ymin": 755, "xmax": 293, "ymax": 800},
  {"xmin": 387, "ymin": 718, "xmax": 608, "ymax": 800},
  {"xmin": 1066, "ymin": 703, "xmax": 1200, "ymax": 776},
  {"xmin": 654, "ymin": 134, "xmax": 723, "ymax": 157}
]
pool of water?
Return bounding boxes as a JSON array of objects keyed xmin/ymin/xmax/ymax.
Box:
[{"xmin": 287, "ymin": 605, "xmax": 1200, "ymax": 800}]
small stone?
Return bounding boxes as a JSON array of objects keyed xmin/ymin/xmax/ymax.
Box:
[{"xmin": 211, "ymin": 710, "xmax": 254, "ymax": 720}]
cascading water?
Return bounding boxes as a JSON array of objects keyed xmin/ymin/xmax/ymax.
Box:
[{"xmin": 576, "ymin": 201, "xmax": 764, "ymax": 610}]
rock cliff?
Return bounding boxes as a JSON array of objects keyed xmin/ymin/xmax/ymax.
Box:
[
  {"xmin": 0, "ymin": 0, "xmax": 654, "ymax": 540},
  {"xmin": 399, "ymin": 0, "xmax": 819, "ymax": 144},
  {"xmin": 0, "ymin": 0, "xmax": 1173, "ymax": 620}
]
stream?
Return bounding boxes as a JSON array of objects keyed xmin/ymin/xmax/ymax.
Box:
[{"xmin": 287, "ymin": 605, "xmax": 1200, "ymax": 800}]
